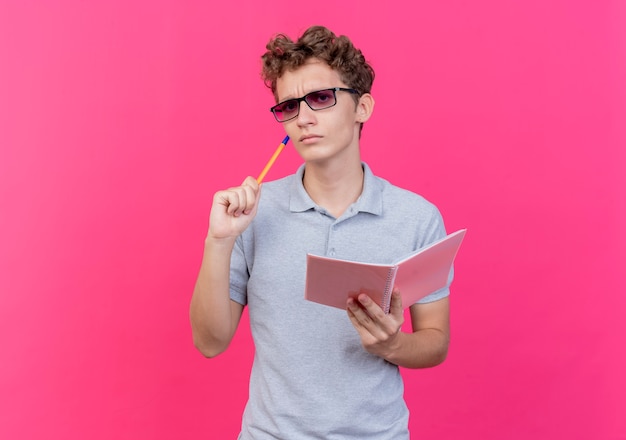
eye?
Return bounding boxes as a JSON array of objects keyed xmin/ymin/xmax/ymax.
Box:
[
  {"xmin": 279, "ymin": 100, "xmax": 299, "ymax": 113},
  {"xmin": 307, "ymin": 90, "xmax": 334, "ymax": 106}
]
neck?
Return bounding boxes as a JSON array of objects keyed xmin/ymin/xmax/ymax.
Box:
[{"xmin": 302, "ymin": 157, "xmax": 364, "ymax": 218}]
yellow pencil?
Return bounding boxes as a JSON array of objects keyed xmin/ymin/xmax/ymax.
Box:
[{"xmin": 256, "ymin": 135, "xmax": 290, "ymax": 184}]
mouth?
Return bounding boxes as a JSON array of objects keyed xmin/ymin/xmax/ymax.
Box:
[{"xmin": 299, "ymin": 134, "xmax": 322, "ymax": 143}]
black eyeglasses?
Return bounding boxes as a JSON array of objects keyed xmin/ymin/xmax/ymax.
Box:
[{"xmin": 270, "ymin": 87, "xmax": 360, "ymax": 122}]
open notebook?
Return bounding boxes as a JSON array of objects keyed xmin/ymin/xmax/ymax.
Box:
[{"xmin": 304, "ymin": 229, "xmax": 466, "ymax": 313}]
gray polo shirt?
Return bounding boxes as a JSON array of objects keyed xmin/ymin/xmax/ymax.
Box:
[{"xmin": 231, "ymin": 162, "xmax": 449, "ymax": 440}]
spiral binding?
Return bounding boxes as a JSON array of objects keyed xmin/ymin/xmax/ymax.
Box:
[{"xmin": 381, "ymin": 268, "xmax": 396, "ymax": 314}]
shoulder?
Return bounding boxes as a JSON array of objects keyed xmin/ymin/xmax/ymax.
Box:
[
  {"xmin": 251, "ymin": 172, "xmax": 301, "ymax": 225},
  {"xmin": 366, "ymin": 168, "xmax": 446, "ymax": 246},
  {"xmin": 257, "ymin": 173, "xmax": 295, "ymax": 202},
  {"xmin": 375, "ymin": 174, "xmax": 441, "ymax": 218}
]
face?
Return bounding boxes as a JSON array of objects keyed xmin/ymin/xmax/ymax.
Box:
[{"xmin": 275, "ymin": 59, "xmax": 374, "ymax": 165}]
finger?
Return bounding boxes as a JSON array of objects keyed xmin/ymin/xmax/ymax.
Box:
[
  {"xmin": 242, "ymin": 175, "xmax": 260, "ymax": 190},
  {"xmin": 240, "ymin": 176, "xmax": 261, "ymax": 215},
  {"xmin": 356, "ymin": 293, "xmax": 387, "ymax": 322},
  {"xmin": 223, "ymin": 188, "xmax": 247, "ymax": 216},
  {"xmin": 221, "ymin": 181, "xmax": 257, "ymax": 217},
  {"xmin": 346, "ymin": 299, "xmax": 376, "ymax": 338},
  {"xmin": 348, "ymin": 295, "xmax": 386, "ymax": 337},
  {"xmin": 346, "ymin": 300, "xmax": 361, "ymax": 326},
  {"xmin": 356, "ymin": 293, "xmax": 403, "ymax": 337},
  {"xmin": 347, "ymin": 297, "xmax": 371, "ymax": 326},
  {"xmin": 241, "ymin": 184, "xmax": 259, "ymax": 215},
  {"xmin": 389, "ymin": 289, "xmax": 403, "ymax": 319},
  {"xmin": 214, "ymin": 189, "xmax": 239, "ymax": 213}
]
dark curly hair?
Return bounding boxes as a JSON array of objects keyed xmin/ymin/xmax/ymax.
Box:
[{"xmin": 261, "ymin": 26, "xmax": 375, "ymax": 103}]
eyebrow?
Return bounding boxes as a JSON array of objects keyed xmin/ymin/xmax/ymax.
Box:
[{"xmin": 277, "ymin": 87, "xmax": 329, "ymax": 103}]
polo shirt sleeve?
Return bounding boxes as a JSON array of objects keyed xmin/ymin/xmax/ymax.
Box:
[{"xmin": 229, "ymin": 236, "xmax": 249, "ymax": 306}]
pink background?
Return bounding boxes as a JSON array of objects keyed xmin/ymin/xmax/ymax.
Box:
[{"xmin": 1, "ymin": 1, "xmax": 625, "ymax": 439}]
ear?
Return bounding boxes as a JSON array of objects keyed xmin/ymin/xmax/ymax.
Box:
[{"xmin": 355, "ymin": 93, "xmax": 375, "ymax": 123}]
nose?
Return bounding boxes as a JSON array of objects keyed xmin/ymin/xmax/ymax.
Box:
[{"xmin": 295, "ymin": 100, "xmax": 317, "ymax": 126}]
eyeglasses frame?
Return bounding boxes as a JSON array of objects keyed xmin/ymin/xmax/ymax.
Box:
[{"xmin": 270, "ymin": 87, "xmax": 360, "ymax": 122}]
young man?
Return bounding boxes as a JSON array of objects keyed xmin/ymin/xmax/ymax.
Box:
[{"xmin": 190, "ymin": 26, "xmax": 451, "ymax": 439}]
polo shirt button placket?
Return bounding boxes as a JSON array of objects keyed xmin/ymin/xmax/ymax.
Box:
[{"xmin": 327, "ymin": 222, "xmax": 338, "ymax": 257}]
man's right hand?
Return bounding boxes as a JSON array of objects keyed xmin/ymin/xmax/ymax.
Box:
[{"xmin": 207, "ymin": 176, "xmax": 261, "ymax": 241}]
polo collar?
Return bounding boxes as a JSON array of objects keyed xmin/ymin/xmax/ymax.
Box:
[{"xmin": 289, "ymin": 162, "xmax": 383, "ymax": 216}]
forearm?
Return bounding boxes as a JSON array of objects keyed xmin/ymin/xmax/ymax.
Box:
[
  {"xmin": 190, "ymin": 237, "xmax": 241, "ymax": 357},
  {"xmin": 381, "ymin": 327, "xmax": 449, "ymax": 369}
]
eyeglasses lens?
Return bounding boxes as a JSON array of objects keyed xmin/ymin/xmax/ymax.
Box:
[
  {"xmin": 305, "ymin": 89, "xmax": 336, "ymax": 110},
  {"xmin": 273, "ymin": 89, "xmax": 337, "ymax": 122}
]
